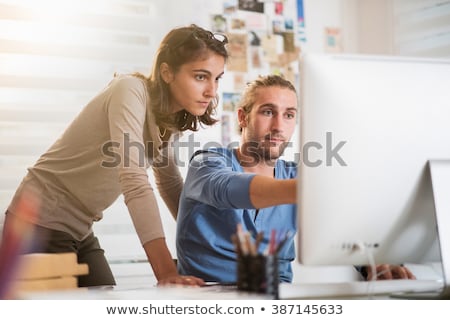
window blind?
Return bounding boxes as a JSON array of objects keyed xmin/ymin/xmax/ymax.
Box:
[
  {"xmin": 0, "ymin": 0, "xmax": 158, "ymax": 260},
  {"xmin": 393, "ymin": 0, "xmax": 450, "ymax": 57}
]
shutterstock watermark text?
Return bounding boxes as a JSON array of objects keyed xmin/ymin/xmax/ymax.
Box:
[{"xmin": 100, "ymin": 131, "xmax": 347, "ymax": 168}]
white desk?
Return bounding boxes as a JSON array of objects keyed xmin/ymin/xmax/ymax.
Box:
[
  {"xmin": 20, "ymin": 285, "xmax": 271, "ymax": 300},
  {"xmin": 18, "ymin": 262, "xmax": 445, "ymax": 300}
]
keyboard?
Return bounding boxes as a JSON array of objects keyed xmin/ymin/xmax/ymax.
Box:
[{"xmin": 279, "ymin": 279, "xmax": 444, "ymax": 299}]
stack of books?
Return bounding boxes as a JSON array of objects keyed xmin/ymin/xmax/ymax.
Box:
[{"xmin": 12, "ymin": 252, "xmax": 88, "ymax": 292}]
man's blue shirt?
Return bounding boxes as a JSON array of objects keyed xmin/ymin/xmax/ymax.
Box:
[{"xmin": 176, "ymin": 147, "xmax": 297, "ymax": 283}]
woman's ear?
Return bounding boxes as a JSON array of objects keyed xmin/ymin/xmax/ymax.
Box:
[{"xmin": 160, "ymin": 62, "xmax": 174, "ymax": 84}]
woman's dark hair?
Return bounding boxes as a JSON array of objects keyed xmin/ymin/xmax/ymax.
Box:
[{"xmin": 137, "ymin": 24, "xmax": 228, "ymax": 132}]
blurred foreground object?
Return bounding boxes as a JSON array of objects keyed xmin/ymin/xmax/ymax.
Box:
[
  {"xmin": 0, "ymin": 193, "xmax": 89, "ymax": 298},
  {"xmin": 12, "ymin": 252, "xmax": 88, "ymax": 294},
  {"xmin": 0, "ymin": 192, "xmax": 40, "ymax": 298}
]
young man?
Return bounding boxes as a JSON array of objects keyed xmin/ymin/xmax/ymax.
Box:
[
  {"xmin": 176, "ymin": 75, "xmax": 297, "ymax": 283},
  {"xmin": 175, "ymin": 74, "xmax": 414, "ymax": 284}
]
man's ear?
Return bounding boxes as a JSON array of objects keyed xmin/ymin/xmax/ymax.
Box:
[
  {"xmin": 160, "ymin": 62, "xmax": 174, "ymax": 84},
  {"xmin": 237, "ymin": 108, "xmax": 247, "ymax": 129}
]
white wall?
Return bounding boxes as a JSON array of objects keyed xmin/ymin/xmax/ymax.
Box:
[{"xmin": 302, "ymin": 0, "xmax": 344, "ymax": 53}]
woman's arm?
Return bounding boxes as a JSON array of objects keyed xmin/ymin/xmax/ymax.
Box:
[
  {"xmin": 152, "ymin": 146, "xmax": 183, "ymax": 220},
  {"xmin": 143, "ymin": 238, "xmax": 204, "ymax": 286},
  {"xmin": 107, "ymin": 78, "xmax": 201, "ymax": 286}
]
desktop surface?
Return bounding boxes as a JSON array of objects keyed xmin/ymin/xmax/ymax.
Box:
[
  {"xmin": 279, "ymin": 279, "xmax": 444, "ymax": 300},
  {"xmin": 19, "ymin": 277, "xmax": 447, "ymax": 300}
]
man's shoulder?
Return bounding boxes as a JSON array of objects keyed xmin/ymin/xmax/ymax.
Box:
[
  {"xmin": 191, "ymin": 147, "xmax": 233, "ymax": 161},
  {"xmin": 189, "ymin": 147, "xmax": 236, "ymax": 169}
]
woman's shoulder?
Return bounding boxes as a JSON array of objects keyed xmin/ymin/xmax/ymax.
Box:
[
  {"xmin": 105, "ymin": 74, "xmax": 150, "ymax": 107},
  {"xmin": 109, "ymin": 74, "xmax": 147, "ymax": 92},
  {"xmin": 102, "ymin": 74, "xmax": 150, "ymax": 117}
]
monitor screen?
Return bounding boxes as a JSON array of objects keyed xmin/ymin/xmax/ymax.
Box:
[{"xmin": 297, "ymin": 54, "xmax": 450, "ymax": 269}]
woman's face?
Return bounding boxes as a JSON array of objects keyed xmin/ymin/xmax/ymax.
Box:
[{"xmin": 166, "ymin": 51, "xmax": 225, "ymax": 115}]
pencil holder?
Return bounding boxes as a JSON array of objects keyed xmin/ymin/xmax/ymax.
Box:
[{"xmin": 236, "ymin": 254, "xmax": 279, "ymax": 298}]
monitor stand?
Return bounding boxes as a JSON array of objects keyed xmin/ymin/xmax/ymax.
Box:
[
  {"xmin": 393, "ymin": 160, "xmax": 450, "ymax": 299},
  {"xmin": 429, "ymin": 159, "xmax": 450, "ymax": 299}
]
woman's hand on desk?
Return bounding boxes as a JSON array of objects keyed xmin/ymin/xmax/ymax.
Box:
[
  {"xmin": 157, "ymin": 274, "xmax": 205, "ymax": 287},
  {"xmin": 366, "ymin": 264, "xmax": 416, "ymax": 281},
  {"xmin": 143, "ymin": 238, "xmax": 205, "ymax": 287}
]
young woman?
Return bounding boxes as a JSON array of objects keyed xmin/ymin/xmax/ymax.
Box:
[{"xmin": 2, "ymin": 24, "xmax": 228, "ymax": 287}]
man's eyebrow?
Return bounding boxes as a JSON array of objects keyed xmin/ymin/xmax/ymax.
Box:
[
  {"xmin": 258, "ymin": 103, "xmax": 277, "ymax": 109},
  {"xmin": 258, "ymin": 104, "xmax": 298, "ymax": 111}
]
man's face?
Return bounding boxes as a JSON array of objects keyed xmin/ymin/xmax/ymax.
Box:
[{"xmin": 239, "ymin": 86, "xmax": 298, "ymax": 162}]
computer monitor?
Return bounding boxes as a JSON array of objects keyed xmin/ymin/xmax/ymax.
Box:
[{"xmin": 297, "ymin": 54, "xmax": 450, "ymax": 293}]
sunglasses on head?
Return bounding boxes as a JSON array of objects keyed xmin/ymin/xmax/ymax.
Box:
[{"xmin": 170, "ymin": 29, "xmax": 228, "ymax": 51}]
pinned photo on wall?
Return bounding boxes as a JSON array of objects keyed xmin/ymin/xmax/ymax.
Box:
[
  {"xmin": 261, "ymin": 34, "xmax": 279, "ymax": 63},
  {"xmin": 324, "ymin": 27, "xmax": 343, "ymax": 53},
  {"xmin": 231, "ymin": 18, "xmax": 246, "ymax": 30},
  {"xmin": 250, "ymin": 46, "xmax": 263, "ymax": 69},
  {"xmin": 272, "ymin": 19, "xmax": 285, "ymax": 35},
  {"xmin": 211, "ymin": 14, "xmax": 227, "ymax": 33},
  {"xmin": 285, "ymin": 18, "xmax": 294, "ymax": 31},
  {"xmin": 297, "ymin": 0, "xmax": 306, "ymax": 42},
  {"xmin": 238, "ymin": 0, "xmax": 264, "ymax": 13},
  {"xmin": 242, "ymin": 10, "xmax": 267, "ymax": 30},
  {"xmin": 275, "ymin": 1, "xmax": 284, "ymax": 15},
  {"xmin": 249, "ymin": 30, "xmax": 261, "ymax": 46},
  {"xmin": 233, "ymin": 73, "xmax": 246, "ymax": 91},
  {"xmin": 297, "ymin": 0, "xmax": 305, "ymax": 27},
  {"xmin": 282, "ymin": 32, "xmax": 295, "ymax": 52},
  {"xmin": 227, "ymin": 33, "xmax": 248, "ymax": 72},
  {"xmin": 224, "ymin": 0, "xmax": 238, "ymax": 15},
  {"xmin": 222, "ymin": 92, "xmax": 242, "ymax": 112}
]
